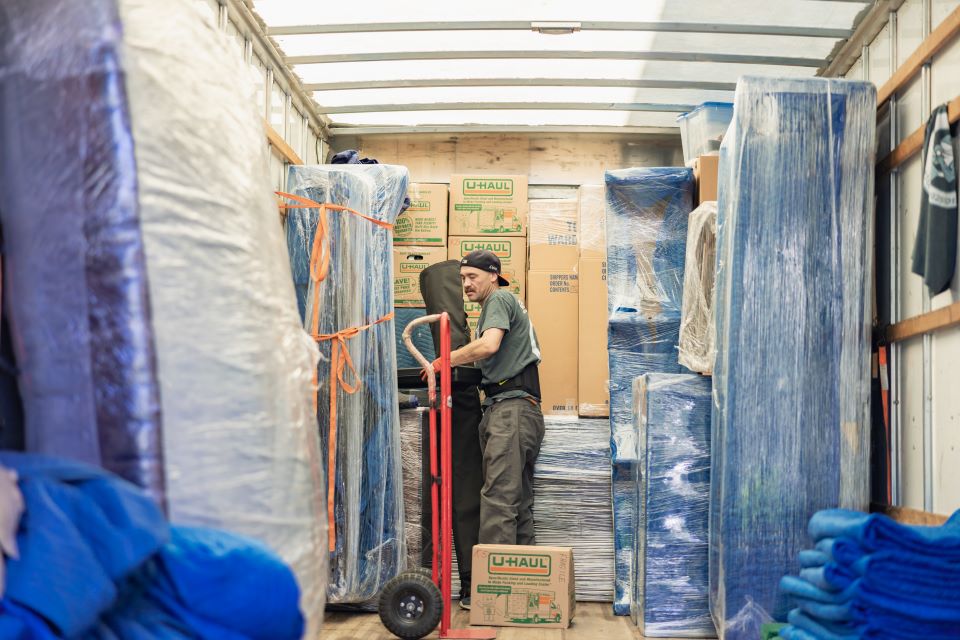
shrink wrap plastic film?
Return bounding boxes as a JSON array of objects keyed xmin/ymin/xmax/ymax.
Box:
[
  {"xmin": 710, "ymin": 77, "xmax": 875, "ymax": 639},
  {"xmin": 633, "ymin": 374, "xmax": 714, "ymax": 638},
  {"xmin": 578, "ymin": 184, "xmax": 607, "ymax": 257},
  {"xmin": 528, "ymin": 199, "xmax": 580, "ymax": 268},
  {"xmin": 533, "ymin": 417, "xmax": 614, "ymax": 602},
  {"xmin": 605, "ymin": 168, "xmax": 693, "ymax": 615},
  {"xmin": 678, "ymin": 202, "xmax": 719, "ymax": 374},
  {"xmin": 399, "ymin": 408, "xmax": 462, "ymax": 596},
  {"xmin": 0, "ymin": 0, "xmax": 328, "ymax": 630},
  {"xmin": 286, "ymin": 163, "xmax": 408, "ymax": 605}
]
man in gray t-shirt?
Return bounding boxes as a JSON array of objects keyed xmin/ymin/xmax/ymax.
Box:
[{"xmin": 424, "ymin": 249, "xmax": 545, "ymax": 548}]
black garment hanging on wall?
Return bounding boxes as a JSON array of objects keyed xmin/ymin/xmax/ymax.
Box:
[{"xmin": 911, "ymin": 104, "xmax": 958, "ymax": 295}]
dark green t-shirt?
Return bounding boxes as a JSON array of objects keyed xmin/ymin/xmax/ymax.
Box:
[{"xmin": 476, "ymin": 290, "xmax": 541, "ymax": 400}]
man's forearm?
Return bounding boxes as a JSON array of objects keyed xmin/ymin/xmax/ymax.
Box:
[{"xmin": 449, "ymin": 338, "xmax": 494, "ymax": 367}]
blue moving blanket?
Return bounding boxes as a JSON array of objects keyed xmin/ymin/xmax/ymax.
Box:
[
  {"xmin": 0, "ymin": 453, "xmax": 304, "ymax": 639},
  {"xmin": 395, "ymin": 308, "xmax": 437, "ymax": 370},
  {"xmin": 710, "ymin": 77, "xmax": 875, "ymax": 639}
]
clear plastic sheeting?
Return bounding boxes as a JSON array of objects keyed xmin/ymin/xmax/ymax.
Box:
[
  {"xmin": 285, "ymin": 163, "xmax": 409, "ymax": 604},
  {"xmin": 0, "ymin": 0, "xmax": 328, "ymax": 632},
  {"xmin": 605, "ymin": 167, "xmax": 693, "ymax": 615},
  {"xmin": 533, "ymin": 417, "xmax": 614, "ymax": 602},
  {"xmin": 398, "ymin": 408, "xmax": 462, "ymax": 596},
  {"xmin": 604, "ymin": 167, "xmax": 694, "ymax": 464},
  {"xmin": 578, "ymin": 185, "xmax": 607, "ymax": 259},
  {"xmin": 710, "ymin": 77, "xmax": 875, "ymax": 639},
  {"xmin": 633, "ymin": 374, "xmax": 714, "ymax": 638},
  {"xmin": 678, "ymin": 202, "xmax": 719, "ymax": 374}
]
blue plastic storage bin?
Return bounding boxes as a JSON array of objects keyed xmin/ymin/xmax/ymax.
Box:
[{"xmin": 677, "ymin": 102, "xmax": 734, "ymax": 165}]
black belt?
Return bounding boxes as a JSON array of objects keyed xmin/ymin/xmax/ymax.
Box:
[{"xmin": 482, "ymin": 362, "xmax": 541, "ymax": 400}]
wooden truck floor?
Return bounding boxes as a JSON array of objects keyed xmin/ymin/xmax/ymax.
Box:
[{"xmin": 321, "ymin": 601, "xmax": 687, "ymax": 639}]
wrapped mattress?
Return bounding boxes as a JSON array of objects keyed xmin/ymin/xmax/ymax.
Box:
[
  {"xmin": 605, "ymin": 167, "xmax": 694, "ymax": 615},
  {"xmin": 710, "ymin": 77, "xmax": 875, "ymax": 639},
  {"xmin": 633, "ymin": 374, "xmax": 714, "ymax": 638},
  {"xmin": 0, "ymin": 0, "xmax": 328, "ymax": 631},
  {"xmin": 285, "ymin": 163, "xmax": 408, "ymax": 604}
]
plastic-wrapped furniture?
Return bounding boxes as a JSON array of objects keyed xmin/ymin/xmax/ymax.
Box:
[
  {"xmin": 285, "ymin": 163, "xmax": 408, "ymax": 604},
  {"xmin": 605, "ymin": 167, "xmax": 694, "ymax": 464},
  {"xmin": 678, "ymin": 202, "xmax": 719, "ymax": 373},
  {"xmin": 710, "ymin": 77, "xmax": 875, "ymax": 639},
  {"xmin": 633, "ymin": 374, "xmax": 714, "ymax": 638},
  {"xmin": 533, "ymin": 417, "xmax": 614, "ymax": 602},
  {"xmin": 0, "ymin": 0, "xmax": 327, "ymax": 631},
  {"xmin": 605, "ymin": 167, "xmax": 694, "ymax": 615}
]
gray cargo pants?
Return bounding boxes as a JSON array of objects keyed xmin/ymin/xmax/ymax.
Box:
[{"xmin": 477, "ymin": 397, "xmax": 545, "ymax": 545}]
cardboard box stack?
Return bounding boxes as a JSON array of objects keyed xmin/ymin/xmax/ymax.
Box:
[
  {"xmin": 448, "ymin": 174, "xmax": 529, "ymax": 339},
  {"xmin": 577, "ymin": 185, "xmax": 610, "ymax": 417},
  {"xmin": 527, "ymin": 199, "xmax": 579, "ymax": 415}
]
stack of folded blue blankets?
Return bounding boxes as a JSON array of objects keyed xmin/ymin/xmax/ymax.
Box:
[{"xmin": 779, "ymin": 509, "xmax": 960, "ymax": 639}]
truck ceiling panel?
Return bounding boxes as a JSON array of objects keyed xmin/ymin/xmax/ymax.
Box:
[{"xmin": 254, "ymin": 0, "xmax": 866, "ymax": 30}]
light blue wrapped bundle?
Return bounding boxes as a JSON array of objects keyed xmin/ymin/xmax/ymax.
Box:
[{"xmin": 394, "ymin": 308, "xmax": 437, "ymax": 370}]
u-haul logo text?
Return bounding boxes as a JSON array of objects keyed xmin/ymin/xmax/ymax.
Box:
[
  {"xmin": 489, "ymin": 553, "xmax": 551, "ymax": 576},
  {"xmin": 464, "ymin": 178, "xmax": 513, "ymax": 196},
  {"xmin": 407, "ymin": 199, "xmax": 431, "ymax": 211},
  {"xmin": 461, "ymin": 240, "xmax": 511, "ymax": 258}
]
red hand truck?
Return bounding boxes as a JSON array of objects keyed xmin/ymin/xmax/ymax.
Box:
[{"xmin": 378, "ymin": 312, "xmax": 496, "ymax": 640}]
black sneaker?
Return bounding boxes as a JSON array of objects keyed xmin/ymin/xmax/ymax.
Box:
[{"xmin": 459, "ymin": 596, "xmax": 471, "ymax": 610}]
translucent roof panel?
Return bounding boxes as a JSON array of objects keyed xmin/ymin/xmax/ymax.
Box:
[{"xmin": 252, "ymin": 0, "xmax": 871, "ymax": 132}]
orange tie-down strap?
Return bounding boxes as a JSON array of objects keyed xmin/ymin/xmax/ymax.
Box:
[{"xmin": 276, "ymin": 191, "xmax": 395, "ymax": 553}]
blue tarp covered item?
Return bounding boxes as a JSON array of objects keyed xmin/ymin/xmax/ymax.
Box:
[
  {"xmin": 0, "ymin": 453, "xmax": 304, "ymax": 640},
  {"xmin": 533, "ymin": 417, "xmax": 614, "ymax": 602},
  {"xmin": 710, "ymin": 77, "xmax": 876, "ymax": 640},
  {"xmin": 778, "ymin": 509, "xmax": 960, "ymax": 639},
  {"xmin": 632, "ymin": 374, "xmax": 714, "ymax": 638},
  {"xmin": 605, "ymin": 167, "xmax": 693, "ymax": 616},
  {"xmin": 395, "ymin": 308, "xmax": 437, "ymax": 370},
  {"xmin": 0, "ymin": 0, "xmax": 328, "ymax": 629},
  {"xmin": 286, "ymin": 164, "xmax": 408, "ymax": 604}
]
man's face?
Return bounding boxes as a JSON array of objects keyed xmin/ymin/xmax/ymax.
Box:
[{"xmin": 460, "ymin": 266, "xmax": 498, "ymax": 302}]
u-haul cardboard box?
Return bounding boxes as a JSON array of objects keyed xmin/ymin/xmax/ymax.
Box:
[
  {"xmin": 393, "ymin": 246, "xmax": 448, "ymax": 307},
  {"xmin": 449, "ymin": 175, "xmax": 528, "ymax": 236},
  {"xmin": 394, "ymin": 183, "xmax": 448, "ymax": 246},
  {"xmin": 470, "ymin": 545, "xmax": 576, "ymax": 629},
  {"xmin": 448, "ymin": 236, "xmax": 526, "ymax": 302},
  {"xmin": 527, "ymin": 270, "xmax": 578, "ymax": 415}
]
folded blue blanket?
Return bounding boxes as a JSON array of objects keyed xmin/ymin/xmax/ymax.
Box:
[{"xmin": 808, "ymin": 509, "xmax": 960, "ymax": 555}]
